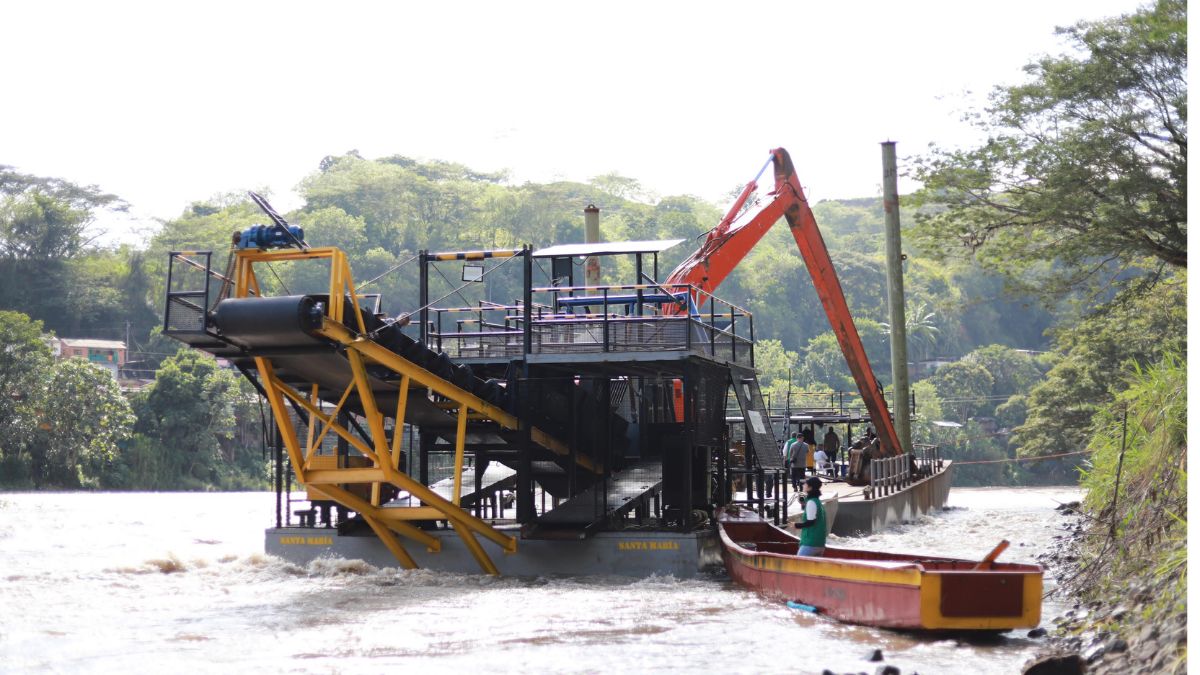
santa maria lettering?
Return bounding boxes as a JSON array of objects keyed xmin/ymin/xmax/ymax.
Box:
[
  {"xmin": 617, "ymin": 541, "xmax": 680, "ymax": 551},
  {"xmin": 279, "ymin": 536, "xmax": 333, "ymax": 546}
]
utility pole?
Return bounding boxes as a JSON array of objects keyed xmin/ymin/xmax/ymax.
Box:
[
  {"xmin": 584, "ymin": 204, "xmax": 601, "ymax": 286},
  {"xmin": 882, "ymin": 142, "xmax": 912, "ymax": 453}
]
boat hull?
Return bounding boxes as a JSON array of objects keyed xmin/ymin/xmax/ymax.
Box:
[{"xmin": 718, "ymin": 508, "xmax": 1042, "ymax": 631}]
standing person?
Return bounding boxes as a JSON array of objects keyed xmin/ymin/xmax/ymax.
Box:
[
  {"xmin": 793, "ymin": 476, "xmax": 827, "ymax": 556},
  {"xmin": 786, "ymin": 432, "xmax": 807, "ymax": 490},
  {"xmin": 801, "ymin": 425, "xmax": 816, "ymax": 447},
  {"xmin": 805, "ymin": 436, "xmax": 816, "ymax": 476},
  {"xmin": 813, "ymin": 445, "xmax": 831, "ymax": 476},
  {"xmin": 823, "ymin": 427, "xmax": 840, "ymax": 475}
]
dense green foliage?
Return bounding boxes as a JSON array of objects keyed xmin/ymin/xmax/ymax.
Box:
[
  {"xmin": 1071, "ymin": 353, "xmax": 1186, "ymax": 643},
  {"xmin": 908, "ymin": 0, "xmax": 1187, "ymax": 484},
  {"xmin": 1014, "ymin": 277, "xmax": 1186, "ymax": 481},
  {"xmin": 0, "ymin": 310, "xmax": 266, "ymax": 490},
  {"xmin": 0, "ymin": 312, "xmax": 135, "ymax": 487},
  {"xmin": 911, "ymin": 0, "xmax": 1186, "ymax": 299}
]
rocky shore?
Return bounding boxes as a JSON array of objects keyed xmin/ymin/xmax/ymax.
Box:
[{"xmin": 1022, "ymin": 502, "xmax": 1187, "ymax": 674}]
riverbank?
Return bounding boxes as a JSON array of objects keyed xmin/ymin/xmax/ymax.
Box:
[{"xmin": 1023, "ymin": 502, "xmax": 1187, "ymax": 674}]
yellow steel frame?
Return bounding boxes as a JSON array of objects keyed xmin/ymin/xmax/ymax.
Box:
[{"xmin": 230, "ymin": 246, "xmax": 595, "ymax": 575}]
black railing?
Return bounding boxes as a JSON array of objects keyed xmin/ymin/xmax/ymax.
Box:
[{"xmin": 426, "ymin": 282, "xmax": 754, "ymax": 365}]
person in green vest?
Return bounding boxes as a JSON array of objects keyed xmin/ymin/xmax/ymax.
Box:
[{"xmin": 793, "ymin": 476, "xmax": 827, "ymax": 556}]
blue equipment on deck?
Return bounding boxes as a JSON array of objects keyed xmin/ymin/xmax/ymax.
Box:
[
  {"xmin": 556, "ymin": 292, "xmax": 701, "ymax": 316},
  {"xmin": 237, "ymin": 224, "xmax": 306, "ymax": 250}
]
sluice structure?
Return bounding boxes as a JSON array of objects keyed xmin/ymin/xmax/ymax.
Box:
[
  {"xmin": 162, "ymin": 148, "xmax": 950, "ymax": 577},
  {"xmin": 164, "ymin": 239, "xmax": 784, "ymax": 576}
]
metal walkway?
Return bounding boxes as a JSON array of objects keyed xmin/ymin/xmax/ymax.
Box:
[{"xmin": 529, "ymin": 460, "xmax": 663, "ymax": 537}]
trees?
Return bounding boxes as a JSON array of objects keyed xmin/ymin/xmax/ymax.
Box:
[
  {"xmin": 0, "ymin": 165, "xmax": 124, "ymax": 260},
  {"xmin": 31, "ymin": 359, "xmax": 134, "ymax": 488},
  {"xmin": 962, "ymin": 345, "xmax": 1043, "ymax": 401},
  {"xmin": 0, "ymin": 311, "xmax": 134, "ymax": 487},
  {"xmin": 0, "ymin": 168, "xmax": 131, "ymax": 337},
  {"xmin": 911, "ymin": 0, "xmax": 1186, "ymax": 298},
  {"xmin": 131, "ymin": 350, "xmax": 241, "ymax": 487},
  {"xmin": 0, "ymin": 311, "xmax": 53, "ymax": 483},
  {"xmin": 752, "ymin": 339, "xmax": 800, "ymax": 402},
  {"xmin": 929, "ymin": 361, "xmax": 994, "ymax": 422},
  {"xmin": 1014, "ymin": 275, "xmax": 1185, "ymax": 468},
  {"xmin": 882, "ymin": 299, "xmax": 941, "ymax": 363},
  {"xmin": 798, "ymin": 320, "xmax": 890, "ymax": 391}
]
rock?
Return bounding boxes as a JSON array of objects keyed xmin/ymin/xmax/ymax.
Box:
[
  {"xmin": 865, "ymin": 649, "xmax": 884, "ymax": 662},
  {"xmin": 1137, "ymin": 624, "xmax": 1159, "ymax": 643},
  {"xmin": 1108, "ymin": 638, "xmax": 1128, "ymax": 654},
  {"xmin": 1023, "ymin": 654, "xmax": 1085, "ymax": 675},
  {"xmin": 821, "ymin": 670, "xmax": 837, "ymax": 675},
  {"xmin": 1028, "ymin": 627, "xmax": 1048, "ymax": 638},
  {"xmin": 1084, "ymin": 643, "xmax": 1107, "ymax": 662},
  {"xmin": 875, "ymin": 667, "xmax": 900, "ymax": 675}
]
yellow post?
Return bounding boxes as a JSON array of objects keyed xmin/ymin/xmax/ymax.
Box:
[
  {"xmin": 451, "ymin": 521, "xmax": 499, "ymax": 576},
  {"xmin": 364, "ymin": 515, "xmax": 418, "ymax": 569},
  {"xmin": 453, "ymin": 406, "xmax": 467, "ymax": 506},
  {"xmin": 305, "ymin": 384, "xmax": 319, "ymax": 464},
  {"xmin": 254, "ymin": 358, "xmax": 307, "ymax": 484},
  {"xmin": 314, "ymin": 484, "xmax": 440, "ymax": 551},
  {"xmin": 391, "ymin": 375, "xmax": 410, "ymax": 471},
  {"xmin": 306, "ymin": 383, "xmax": 356, "ymax": 464}
]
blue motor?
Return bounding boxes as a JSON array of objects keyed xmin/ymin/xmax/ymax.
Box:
[{"xmin": 236, "ymin": 223, "xmax": 306, "ymax": 249}]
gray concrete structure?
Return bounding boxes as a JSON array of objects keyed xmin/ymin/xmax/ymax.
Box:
[
  {"xmin": 831, "ymin": 462, "xmax": 954, "ymax": 536},
  {"xmin": 266, "ymin": 527, "xmax": 723, "ymax": 577}
]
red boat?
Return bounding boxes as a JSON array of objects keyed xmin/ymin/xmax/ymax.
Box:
[{"xmin": 717, "ymin": 506, "xmax": 1043, "ymax": 631}]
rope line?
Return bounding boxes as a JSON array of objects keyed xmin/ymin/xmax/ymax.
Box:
[{"xmin": 954, "ymin": 449, "xmax": 1093, "ymax": 465}]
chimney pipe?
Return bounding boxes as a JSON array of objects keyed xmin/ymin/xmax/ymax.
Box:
[{"xmin": 584, "ymin": 204, "xmax": 601, "ymax": 286}]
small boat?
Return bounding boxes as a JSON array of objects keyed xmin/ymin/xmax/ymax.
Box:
[{"xmin": 717, "ymin": 506, "xmax": 1042, "ymax": 631}]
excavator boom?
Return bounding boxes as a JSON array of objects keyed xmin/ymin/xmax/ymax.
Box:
[{"xmin": 665, "ymin": 148, "xmax": 904, "ymax": 457}]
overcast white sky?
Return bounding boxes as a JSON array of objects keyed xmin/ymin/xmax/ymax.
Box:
[{"xmin": 1, "ymin": 0, "xmax": 1146, "ymax": 244}]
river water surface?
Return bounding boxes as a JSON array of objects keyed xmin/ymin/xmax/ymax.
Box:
[{"xmin": 0, "ymin": 487, "xmax": 1079, "ymax": 674}]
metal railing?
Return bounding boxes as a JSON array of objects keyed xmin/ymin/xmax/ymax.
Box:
[
  {"xmin": 914, "ymin": 443, "xmax": 943, "ymax": 473},
  {"xmin": 865, "ymin": 444, "xmax": 942, "ymax": 499},
  {"xmin": 426, "ymin": 282, "xmax": 755, "ymax": 365},
  {"xmin": 867, "ymin": 455, "xmax": 911, "ymax": 498}
]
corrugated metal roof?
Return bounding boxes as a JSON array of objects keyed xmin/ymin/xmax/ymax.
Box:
[
  {"xmin": 59, "ymin": 338, "xmax": 127, "ymax": 350},
  {"xmin": 533, "ymin": 239, "xmax": 685, "ymax": 258}
]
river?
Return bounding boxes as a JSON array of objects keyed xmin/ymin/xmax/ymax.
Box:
[{"xmin": 0, "ymin": 486, "xmax": 1079, "ymax": 674}]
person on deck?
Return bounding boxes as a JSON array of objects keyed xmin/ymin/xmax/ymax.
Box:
[
  {"xmin": 793, "ymin": 476, "xmax": 827, "ymax": 556},
  {"xmin": 801, "ymin": 426, "xmax": 816, "ymax": 447},
  {"xmin": 813, "ymin": 446, "xmax": 831, "ymax": 476},
  {"xmin": 785, "ymin": 432, "xmax": 806, "ymax": 490},
  {"xmin": 805, "ymin": 437, "xmax": 816, "ymax": 476},
  {"xmin": 823, "ymin": 427, "xmax": 840, "ymax": 468}
]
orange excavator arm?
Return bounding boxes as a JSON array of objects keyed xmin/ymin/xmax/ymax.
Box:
[{"xmin": 665, "ymin": 148, "xmax": 904, "ymax": 457}]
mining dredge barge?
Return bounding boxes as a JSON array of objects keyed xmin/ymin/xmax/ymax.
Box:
[{"xmin": 163, "ymin": 149, "xmax": 950, "ymax": 576}]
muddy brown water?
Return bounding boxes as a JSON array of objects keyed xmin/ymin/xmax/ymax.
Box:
[{"xmin": 0, "ymin": 487, "xmax": 1080, "ymax": 673}]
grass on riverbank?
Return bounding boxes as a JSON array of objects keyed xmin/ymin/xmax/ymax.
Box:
[{"xmin": 1068, "ymin": 352, "xmax": 1186, "ymax": 670}]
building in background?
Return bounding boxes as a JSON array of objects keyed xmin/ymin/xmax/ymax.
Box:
[{"xmin": 54, "ymin": 338, "xmax": 127, "ymax": 377}]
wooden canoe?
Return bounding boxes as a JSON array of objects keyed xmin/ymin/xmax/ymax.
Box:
[{"xmin": 717, "ymin": 506, "xmax": 1042, "ymax": 631}]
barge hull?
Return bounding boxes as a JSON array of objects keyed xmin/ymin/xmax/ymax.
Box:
[{"xmin": 267, "ymin": 527, "xmax": 721, "ymax": 577}]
